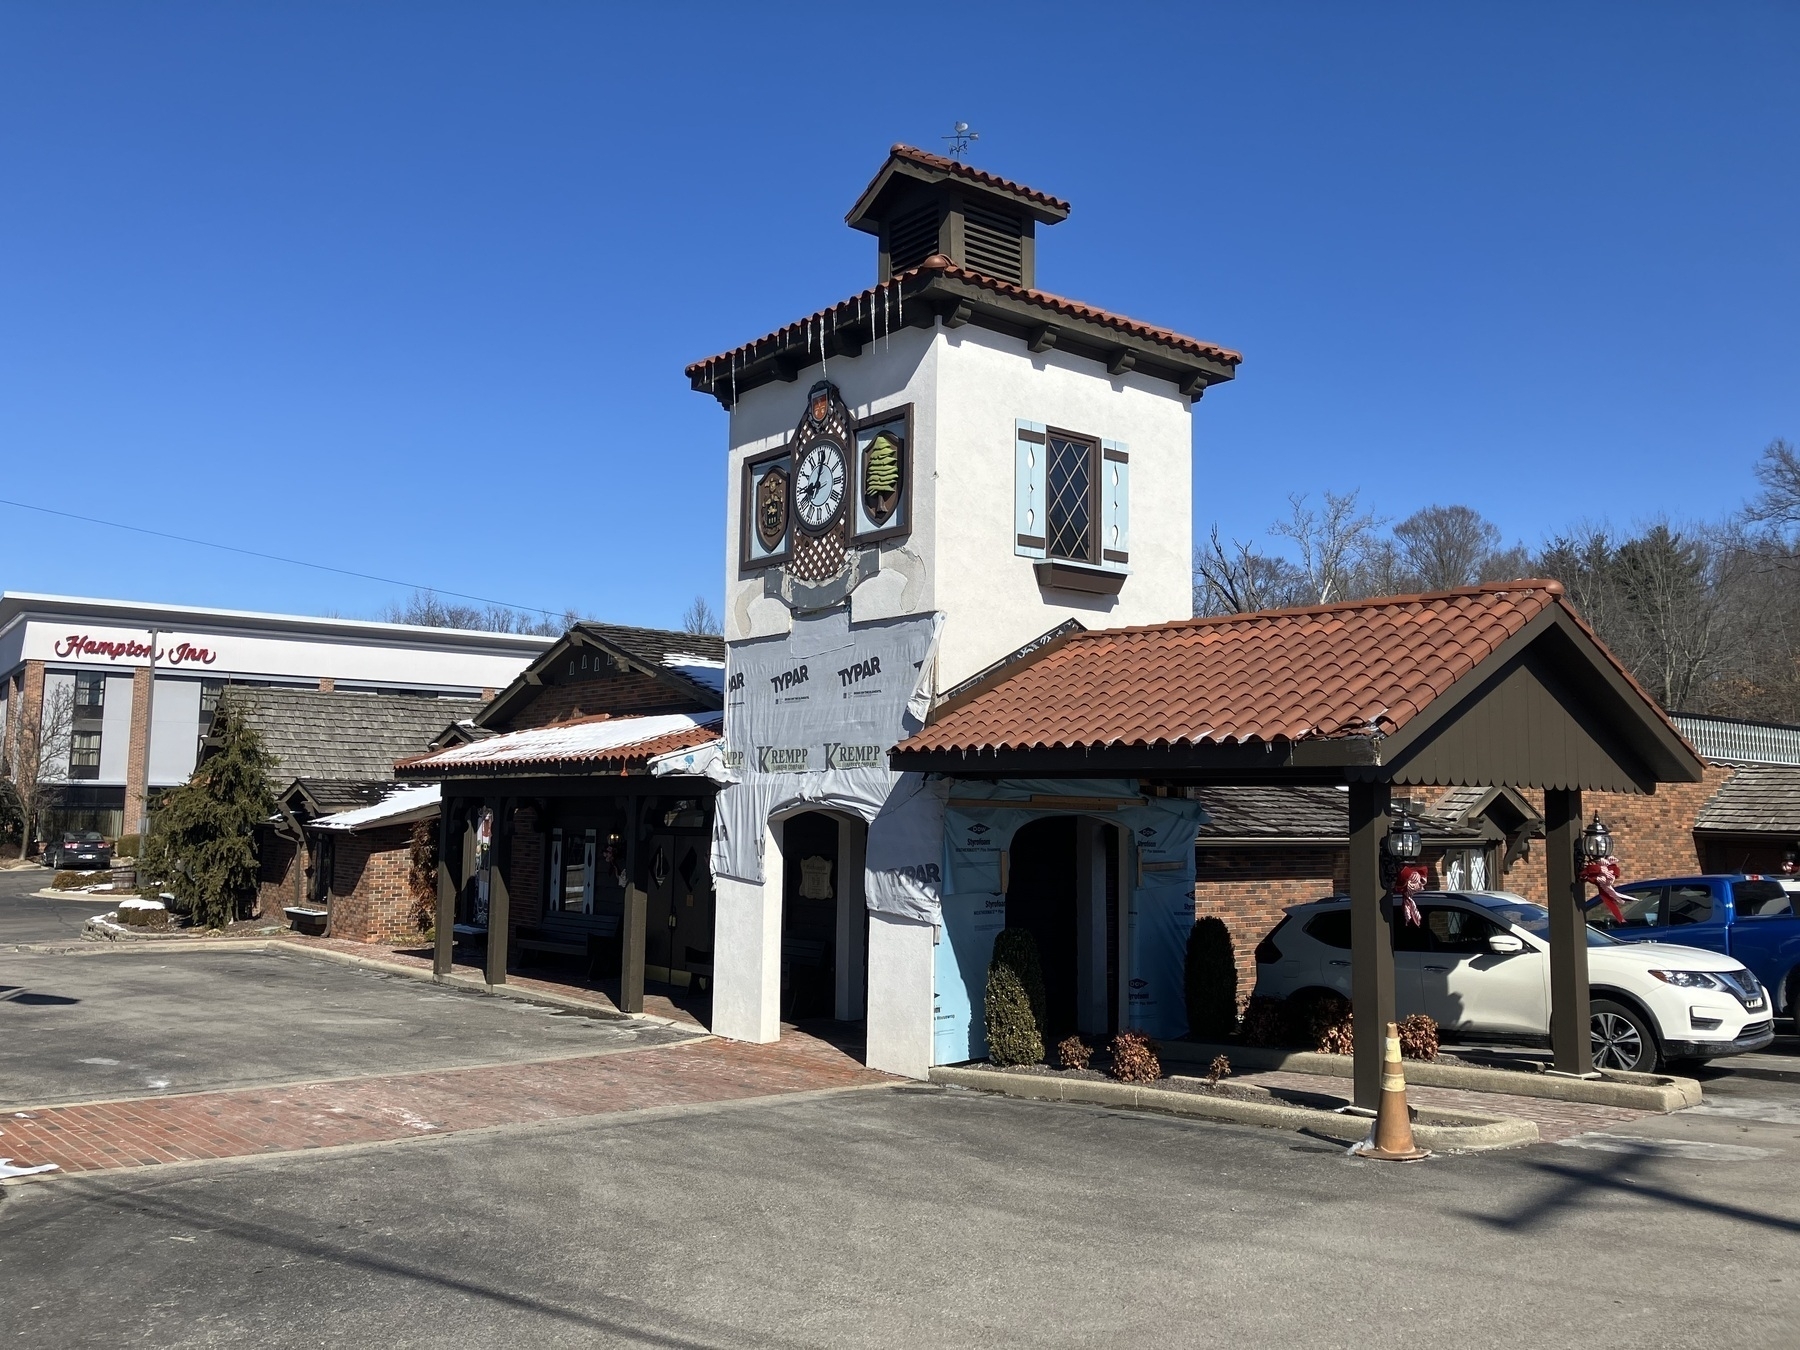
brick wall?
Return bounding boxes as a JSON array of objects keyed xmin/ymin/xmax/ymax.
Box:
[
  {"xmin": 326, "ymin": 823, "xmax": 426, "ymax": 945},
  {"xmin": 510, "ymin": 807, "xmax": 543, "ymax": 926},
  {"xmin": 255, "ymin": 831, "xmax": 300, "ymax": 918},
  {"xmin": 123, "ymin": 666, "xmax": 152, "ymax": 837},
  {"xmin": 1195, "ymin": 847, "xmax": 1348, "ymax": 996}
]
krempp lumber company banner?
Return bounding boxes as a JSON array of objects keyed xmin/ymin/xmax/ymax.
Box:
[{"xmin": 713, "ymin": 609, "xmax": 946, "ymax": 922}]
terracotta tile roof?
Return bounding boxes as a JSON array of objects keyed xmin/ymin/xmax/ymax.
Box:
[
  {"xmin": 899, "ymin": 582, "xmax": 1576, "ymax": 757},
  {"xmin": 397, "ymin": 712, "xmax": 723, "ymax": 778},
  {"xmin": 871, "ymin": 144, "xmax": 1072, "ymax": 216},
  {"xmin": 685, "ymin": 254, "xmax": 1241, "ymax": 383}
]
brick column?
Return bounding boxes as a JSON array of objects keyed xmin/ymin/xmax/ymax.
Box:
[{"xmin": 123, "ymin": 667, "xmax": 154, "ymax": 839}]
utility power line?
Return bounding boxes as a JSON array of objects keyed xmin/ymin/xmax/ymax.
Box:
[{"xmin": 0, "ymin": 495, "xmax": 566, "ymax": 619}]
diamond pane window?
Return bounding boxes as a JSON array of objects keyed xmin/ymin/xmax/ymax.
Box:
[{"xmin": 1046, "ymin": 433, "xmax": 1094, "ymax": 563}]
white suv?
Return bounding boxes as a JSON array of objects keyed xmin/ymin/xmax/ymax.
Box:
[{"xmin": 1252, "ymin": 890, "xmax": 1774, "ymax": 1072}]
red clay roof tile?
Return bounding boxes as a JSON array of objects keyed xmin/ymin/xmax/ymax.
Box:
[
  {"xmin": 898, "ymin": 583, "xmax": 1584, "ymax": 757},
  {"xmin": 873, "ymin": 144, "xmax": 1072, "ymax": 216}
]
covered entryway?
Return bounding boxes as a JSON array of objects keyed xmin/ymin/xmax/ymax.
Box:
[
  {"xmin": 896, "ymin": 581, "xmax": 1707, "ymax": 1105},
  {"xmin": 778, "ymin": 810, "xmax": 869, "ymax": 1025},
  {"xmin": 1005, "ymin": 816, "xmax": 1121, "ymax": 1039}
]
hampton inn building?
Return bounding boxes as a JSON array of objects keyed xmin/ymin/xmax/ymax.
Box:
[{"xmin": 0, "ymin": 593, "xmax": 550, "ymax": 840}]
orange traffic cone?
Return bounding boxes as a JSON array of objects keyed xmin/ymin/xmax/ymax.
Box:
[{"xmin": 1359, "ymin": 1021, "xmax": 1429, "ymax": 1161}]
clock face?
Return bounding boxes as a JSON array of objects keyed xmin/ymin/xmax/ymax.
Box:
[{"xmin": 793, "ymin": 440, "xmax": 847, "ymax": 532}]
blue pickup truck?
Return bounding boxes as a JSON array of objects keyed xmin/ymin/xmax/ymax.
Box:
[{"xmin": 1593, "ymin": 875, "xmax": 1800, "ymax": 1020}]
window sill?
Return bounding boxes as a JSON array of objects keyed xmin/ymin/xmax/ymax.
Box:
[{"xmin": 1034, "ymin": 560, "xmax": 1126, "ymax": 595}]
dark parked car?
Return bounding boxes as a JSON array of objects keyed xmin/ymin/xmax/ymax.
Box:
[
  {"xmin": 44, "ymin": 831, "xmax": 112, "ymax": 870},
  {"xmin": 1597, "ymin": 874, "xmax": 1800, "ymax": 1024}
]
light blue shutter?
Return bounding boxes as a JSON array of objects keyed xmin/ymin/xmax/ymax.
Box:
[
  {"xmin": 1014, "ymin": 420, "xmax": 1047, "ymax": 558},
  {"xmin": 1101, "ymin": 440, "xmax": 1130, "ymax": 570}
]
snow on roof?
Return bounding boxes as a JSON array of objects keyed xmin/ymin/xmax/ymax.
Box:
[
  {"xmin": 662, "ymin": 653, "xmax": 726, "ymax": 694},
  {"xmin": 311, "ymin": 782, "xmax": 443, "ymax": 832},
  {"xmin": 400, "ymin": 711, "xmax": 724, "ymax": 775}
]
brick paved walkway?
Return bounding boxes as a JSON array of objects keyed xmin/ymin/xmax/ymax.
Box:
[
  {"xmin": 1226, "ymin": 1068, "xmax": 1651, "ymax": 1143},
  {"xmin": 0, "ymin": 1031, "xmax": 888, "ymax": 1178}
]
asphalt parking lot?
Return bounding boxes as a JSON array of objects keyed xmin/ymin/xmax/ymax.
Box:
[{"xmin": 1, "ymin": 874, "xmax": 1797, "ymax": 1348}]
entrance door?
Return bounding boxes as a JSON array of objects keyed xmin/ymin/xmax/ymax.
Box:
[
  {"xmin": 781, "ymin": 812, "xmax": 839, "ymax": 1020},
  {"xmin": 645, "ymin": 833, "xmax": 714, "ymax": 987},
  {"xmin": 1006, "ymin": 817, "xmax": 1080, "ymax": 1039}
]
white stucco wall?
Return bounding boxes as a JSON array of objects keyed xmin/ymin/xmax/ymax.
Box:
[
  {"xmin": 718, "ymin": 319, "xmax": 1195, "ymax": 688},
  {"xmin": 864, "ymin": 910, "xmax": 936, "ymax": 1079},
  {"xmin": 931, "ymin": 326, "xmax": 1195, "ymax": 687}
]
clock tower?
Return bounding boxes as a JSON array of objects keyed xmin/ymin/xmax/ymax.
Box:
[{"xmin": 688, "ymin": 145, "xmax": 1239, "ymax": 1076}]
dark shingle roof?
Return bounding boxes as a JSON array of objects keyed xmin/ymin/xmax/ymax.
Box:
[
  {"xmin": 222, "ymin": 687, "xmax": 485, "ymax": 782},
  {"xmin": 570, "ymin": 622, "xmax": 724, "ymax": 667},
  {"xmin": 1195, "ymin": 787, "xmax": 1349, "ymax": 841},
  {"xmin": 1694, "ymin": 766, "xmax": 1800, "ymax": 835}
]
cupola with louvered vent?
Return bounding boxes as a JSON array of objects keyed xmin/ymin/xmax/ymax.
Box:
[{"xmin": 846, "ymin": 144, "xmax": 1070, "ymax": 289}]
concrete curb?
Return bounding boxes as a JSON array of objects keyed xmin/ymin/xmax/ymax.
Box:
[
  {"xmin": 1160, "ymin": 1040, "xmax": 1701, "ymax": 1112},
  {"xmin": 929, "ymin": 1066, "xmax": 1540, "ymax": 1152}
]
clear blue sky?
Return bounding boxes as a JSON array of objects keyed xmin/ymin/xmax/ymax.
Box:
[{"xmin": 2, "ymin": 3, "xmax": 1795, "ymax": 628}]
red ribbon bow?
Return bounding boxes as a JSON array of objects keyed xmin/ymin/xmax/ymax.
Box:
[
  {"xmin": 1391, "ymin": 863, "xmax": 1430, "ymax": 926},
  {"xmin": 1581, "ymin": 856, "xmax": 1627, "ymax": 922}
]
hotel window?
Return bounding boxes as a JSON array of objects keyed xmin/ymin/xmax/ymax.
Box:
[
  {"xmin": 74, "ymin": 673, "xmax": 106, "ymax": 712},
  {"xmin": 69, "ymin": 730, "xmax": 102, "ymax": 779}
]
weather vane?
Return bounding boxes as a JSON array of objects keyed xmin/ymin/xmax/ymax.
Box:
[{"xmin": 942, "ymin": 122, "xmax": 979, "ymax": 159}]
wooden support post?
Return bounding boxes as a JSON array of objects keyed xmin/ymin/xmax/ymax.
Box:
[
  {"xmin": 1545, "ymin": 788, "xmax": 1593, "ymax": 1074},
  {"xmin": 620, "ymin": 794, "xmax": 646, "ymax": 1014},
  {"xmin": 486, "ymin": 799, "xmax": 512, "ymax": 987},
  {"xmin": 434, "ymin": 800, "xmax": 457, "ymax": 977},
  {"xmin": 1350, "ymin": 781, "xmax": 1395, "ymax": 1111}
]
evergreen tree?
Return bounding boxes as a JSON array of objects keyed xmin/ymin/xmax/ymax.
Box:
[
  {"xmin": 1184, "ymin": 916, "xmax": 1239, "ymax": 1041},
  {"xmin": 144, "ymin": 700, "xmax": 276, "ymax": 930}
]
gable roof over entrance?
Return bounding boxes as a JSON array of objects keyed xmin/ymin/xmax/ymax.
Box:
[{"xmin": 893, "ymin": 582, "xmax": 1704, "ymax": 792}]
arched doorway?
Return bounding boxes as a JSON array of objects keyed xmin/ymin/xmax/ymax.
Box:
[
  {"xmin": 1005, "ymin": 816, "xmax": 1120, "ymax": 1040},
  {"xmin": 779, "ymin": 810, "xmax": 869, "ymax": 1024}
]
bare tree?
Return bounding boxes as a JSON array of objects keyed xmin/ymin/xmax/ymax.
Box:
[
  {"xmin": 1745, "ymin": 438, "xmax": 1800, "ymax": 537},
  {"xmin": 382, "ymin": 589, "xmax": 578, "ymax": 637},
  {"xmin": 1192, "ymin": 528, "xmax": 1307, "ymax": 615},
  {"xmin": 7, "ymin": 681, "xmax": 74, "ymax": 859},
  {"xmin": 1270, "ymin": 491, "xmax": 1386, "ymax": 605},
  {"xmin": 680, "ymin": 595, "xmax": 722, "ymax": 636},
  {"xmin": 1394, "ymin": 504, "xmax": 1502, "ymax": 592}
]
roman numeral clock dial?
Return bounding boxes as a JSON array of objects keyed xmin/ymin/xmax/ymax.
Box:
[{"xmin": 794, "ymin": 442, "xmax": 847, "ymax": 531}]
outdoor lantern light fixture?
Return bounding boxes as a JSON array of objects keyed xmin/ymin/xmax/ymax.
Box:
[
  {"xmin": 1383, "ymin": 812, "xmax": 1423, "ymax": 862},
  {"xmin": 1580, "ymin": 813, "xmax": 1614, "ymax": 864}
]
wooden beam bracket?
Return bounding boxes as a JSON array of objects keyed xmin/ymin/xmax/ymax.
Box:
[{"xmin": 1028, "ymin": 324, "xmax": 1060, "ymax": 353}]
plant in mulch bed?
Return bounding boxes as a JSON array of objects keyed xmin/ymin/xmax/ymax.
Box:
[
  {"xmin": 1398, "ymin": 1012, "xmax": 1440, "ymax": 1061},
  {"xmin": 1205, "ymin": 1054, "xmax": 1232, "ymax": 1086},
  {"xmin": 1108, "ymin": 1030, "xmax": 1161, "ymax": 1083},
  {"xmin": 1056, "ymin": 1035, "xmax": 1093, "ymax": 1071},
  {"xmin": 1294, "ymin": 990, "xmax": 1355, "ymax": 1055},
  {"xmin": 984, "ymin": 928, "xmax": 1048, "ymax": 1066},
  {"xmin": 51, "ymin": 869, "xmax": 109, "ymax": 890},
  {"xmin": 1237, "ymin": 995, "xmax": 1291, "ymax": 1048},
  {"xmin": 1184, "ymin": 916, "xmax": 1239, "ymax": 1041}
]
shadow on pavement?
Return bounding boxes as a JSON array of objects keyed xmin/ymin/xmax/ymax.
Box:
[{"xmin": 1464, "ymin": 1149, "xmax": 1800, "ymax": 1235}]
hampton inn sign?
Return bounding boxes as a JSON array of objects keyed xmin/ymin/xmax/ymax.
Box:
[{"xmin": 2, "ymin": 593, "xmax": 549, "ymax": 841}]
